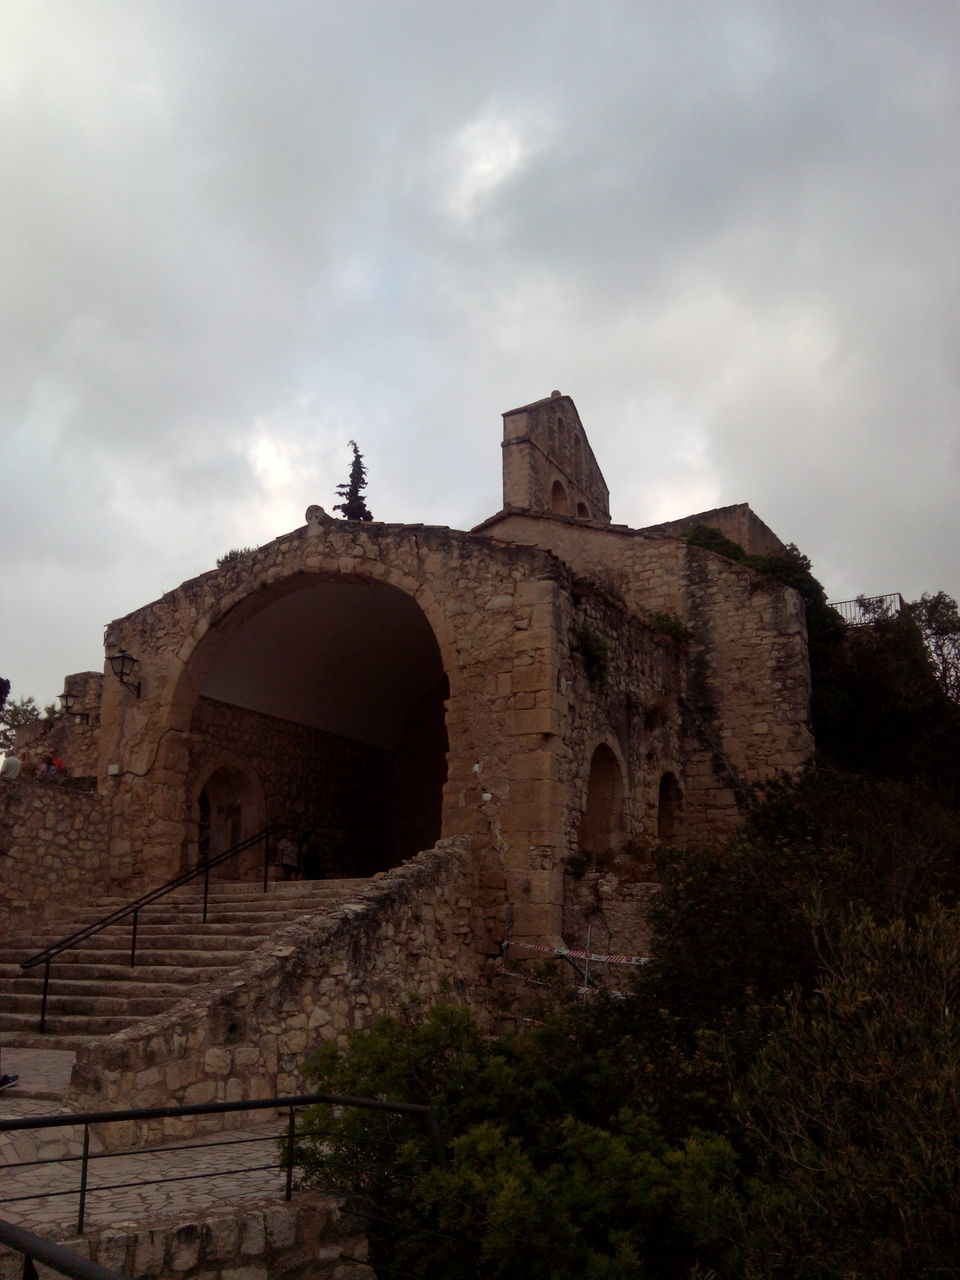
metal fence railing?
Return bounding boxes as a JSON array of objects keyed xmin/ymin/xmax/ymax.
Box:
[
  {"xmin": 828, "ymin": 593, "xmax": 904, "ymax": 625},
  {"xmin": 0, "ymin": 1091, "xmax": 441, "ymax": 1236}
]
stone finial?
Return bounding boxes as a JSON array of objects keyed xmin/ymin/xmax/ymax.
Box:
[{"xmin": 305, "ymin": 505, "xmax": 333, "ymax": 534}]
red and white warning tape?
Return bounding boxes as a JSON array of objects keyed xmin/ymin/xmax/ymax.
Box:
[{"xmin": 504, "ymin": 940, "xmax": 649, "ymax": 966}]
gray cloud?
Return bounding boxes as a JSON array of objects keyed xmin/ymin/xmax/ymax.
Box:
[{"xmin": 2, "ymin": 0, "xmax": 958, "ymax": 700}]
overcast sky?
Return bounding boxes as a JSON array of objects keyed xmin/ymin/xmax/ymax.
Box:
[{"xmin": 3, "ymin": 1, "xmax": 958, "ymax": 704}]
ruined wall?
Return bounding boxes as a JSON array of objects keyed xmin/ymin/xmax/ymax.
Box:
[
  {"xmin": 0, "ymin": 1196, "xmax": 372, "ymax": 1280},
  {"xmin": 14, "ymin": 672, "xmax": 104, "ymax": 780},
  {"xmin": 639, "ymin": 502, "xmax": 785, "ymax": 558},
  {"xmin": 476, "ymin": 515, "xmax": 812, "ymax": 843},
  {"xmin": 67, "ymin": 840, "xmax": 499, "ymax": 1148},
  {"xmin": 561, "ymin": 868, "xmax": 659, "ymax": 988},
  {"xmin": 0, "ymin": 780, "xmax": 113, "ymax": 933},
  {"xmin": 189, "ymin": 698, "xmax": 392, "ymax": 876},
  {"xmin": 564, "ymin": 582, "xmax": 686, "ymax": 850}
]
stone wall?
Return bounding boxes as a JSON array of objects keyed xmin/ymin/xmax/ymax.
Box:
[
  {"xmin": 639, "ymin": 502, "xmax": 784, "ymax": 558},
  {"xmin": 0, "ymin": 1196, "xmax": 372, "ymax": 1280},
  {"xmin": 563, "ymin": 581, "xmax": 686, "ymax": 852},
  {"xmin": 188, "ymin": 699, "xmax": 393, "ymax": 876},
  {"xmin": 561, "ymin": 868, "xmax": 659, "ymax": 992},
  {"xmin": 0, "ymin": 779, "xmax": 113, "ymax": 934},
  {"xmin": 14, "ymin": 673, "xmax": 104, "ymax": 781},
  {"xmin": 475, "ymin": 514, "xmax": 813, "ymax": 843},
  {"xmin": 67, "ymin": 839, "xmax": 497, "ymax": 1149}
]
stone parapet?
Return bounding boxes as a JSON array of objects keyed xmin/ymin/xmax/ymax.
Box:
[
  {"xmin": 67, "ymin": 839, "xmax": 499, "ymax": 1149},
  {"xmin": 0, "ymin": 1195, "xmax": 372, "ymax": 1280}
]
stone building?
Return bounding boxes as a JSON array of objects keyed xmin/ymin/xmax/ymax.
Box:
[{"xmin": 3, "ymin": 392, "xmax": 812, "ymax": 946}]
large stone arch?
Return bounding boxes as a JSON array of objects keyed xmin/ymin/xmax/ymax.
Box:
[
  {"xmin": 166, "ymin": 569, "xmax": 450, "ymax": 879},
  {"xmin": 99, "ymin": 523, "xmax": 570, "ymax": 926}
]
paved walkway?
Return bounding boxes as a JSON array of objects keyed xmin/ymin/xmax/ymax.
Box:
[{"xmin": 1, "ymin": 1047, "xmax": 294, "ymax": 1235}]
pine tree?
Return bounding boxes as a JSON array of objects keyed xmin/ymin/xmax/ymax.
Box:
[{"xmin": 333, "ymin": 440, "xmax": 373, "ymax": 521}]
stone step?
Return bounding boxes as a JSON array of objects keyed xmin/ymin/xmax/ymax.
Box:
[
  {"xmin": 0, "ymin": 1010, "xmax": 141, "ymax": 1037},
  {"xmin": 1, "ymin": 920, "xmax": 301, "ymax": 949},
  {"xmin": 0, "ymin": 975, "xmax": 195, "ymax": 999},
  {"xmin": 0, "ymin": 1030, "xmax": 97, "ymax": 1049},
  {"xmin": 1, "ymin": 934, "xmax": 284, "ymax": 964},
  {"xmin": 14, "ymin": 945, "xmax": 254, "ymax": 967},
  {"xmin": 9, "ymin": 896, "xmax": 351, "ymax": 936},
  {"xmin": 0, "ymin": 875, "xmax": 369, "ymax": 1050},
  {"xmin": 0, "ymin": 961, "xmax": 236, "ymax": 984},
  {"xmin": 1, "ymin": 991, "xmax": 179, "ymax": 1016},
  {"xmin": 12, "ymin": 899, "xmax": 346, "ymax": 931},
  {"xmin": 61, "ymin": 879, "xmax": 364, "ymax": 910}
]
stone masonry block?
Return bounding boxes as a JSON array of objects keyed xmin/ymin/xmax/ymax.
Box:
[
  {"xmin": 509, "ymin": 708, "xmax": 559, "ymax": 736},
  {"xmin": 508, "ymin": 901, "xmax": 563, "ymax": 939},
  {"xmin": 240, "ymin": 1211, "xmax": 266, "ymax": 1256}
]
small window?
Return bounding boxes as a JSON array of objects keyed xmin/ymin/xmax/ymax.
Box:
[
  {"xmin": 551, "ymin": 480, "xmax": 569, "ymax": 515},
  {"xmin": 577, "ymin": 502, "xmax": 590, "ymax": 519}
]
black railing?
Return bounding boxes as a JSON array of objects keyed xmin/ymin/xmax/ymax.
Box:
[
  {"xmin": 828, "ymin": 593, "xmax": 904, "ymax": 625},
  {"xmin": 20, "ymin": 825, "xmax": 280, "ymax": 1033},
  {"xmin": 0, "ymin": 1091, "xmax": 441, "ymax": 1237},
  {"xmin": 0, "ymin": 1216, "xmax": 124, "ymax": 1280}
]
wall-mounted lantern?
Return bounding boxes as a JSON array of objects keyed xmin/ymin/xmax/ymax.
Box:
[
  {"xmin": 108, "ymin": 650, "xmax": 141, "ymax": 699},
  {"xmin": 59, "ymin": 689, "xmax": 89, "ymax": 723}
]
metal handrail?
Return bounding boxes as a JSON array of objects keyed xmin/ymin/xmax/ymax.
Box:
[
  {"xmin": 20, "ymin": 824, "xmax": 280, "ymax": 1033},
  {"xmin": 0, "ymin": 1090, "xmax": 443, "ymax": 1236},
  {"xmin": 0, "ymin": 1217, "xmax": 124, "ymax": 1280}
]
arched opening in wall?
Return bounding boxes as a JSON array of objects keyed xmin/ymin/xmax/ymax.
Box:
[
  {"xmin": 185, "ymin": 580, "xmax": 449, "ymax": 879},
  {"xmin": 551, "ymin": 480, "xmax": 570, "ymax": 516},
  {"xmin": 657, "ymin": 772, "xmax": 684, "ymax": 844},
  {"xmin": 576, "ymin": 501, "xmax": 590, "ymax": 519},
  {"xmin": 577, "ymin": 744, "xmax": 624, "ymax": 856},
  {"xmin": 195, "ymin": 765, "xmax": 265, "ymax": 879},
  {"xmin": 573, "ymin": 434, "xmax": 582, "ymax": 480}
]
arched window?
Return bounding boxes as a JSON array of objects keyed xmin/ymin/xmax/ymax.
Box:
[
  {"xmin": 551, "ymin": 480, "xmax": 569, "ymax": 515},
  {"xmin": 576, "ymin": 502, "xmax": 590, "ymax": 519},
  {"xmin": 657, "ymin": 772, "xmax": 684, "ymax": 844},
  {"xmin": 577, "ymin": 744, "xmax": 625, "ymax": 855}
]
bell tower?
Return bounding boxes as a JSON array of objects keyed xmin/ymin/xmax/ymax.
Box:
[{"xmin": 501, "ymin": 390, "xmax": 611, "ymax": 523}]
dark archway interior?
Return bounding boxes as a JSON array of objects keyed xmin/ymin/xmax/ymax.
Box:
[
  {"xmin": 577, "ymin": 744, "xmax": 624, "ymax": 855},
  {"xmin": 192, "ymin": 580, "xmax": 448, "ymax": 877},
  {"xmin": 197, "ymin": 765, "xmax": 266, "ymax": 879},
  {"xmin": 551, "ymin": 479, "xmax": 570, "ymax": 516},
  {"xmin": 657, "ymin": 772, "xmax": 683, "ymax": 844}
]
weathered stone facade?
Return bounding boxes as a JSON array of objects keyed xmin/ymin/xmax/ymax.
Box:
[
  {"xmin": 0, "ymin": 781, "xmax": 112, "ymax": 930},
  {"xmin": 11, "ymin": 389, "xmax": 813, "ymax": 953}
]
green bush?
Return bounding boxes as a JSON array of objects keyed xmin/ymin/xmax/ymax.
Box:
[
  {"xmin": 735, "ymin": 906, "xmax": 960, "ymax": 1278},
  {"xmin": 295, "ymin": 1001, "xmax": 740, "ymax": 1278}
]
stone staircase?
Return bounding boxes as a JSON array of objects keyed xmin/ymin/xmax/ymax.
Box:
[{"xmin": 0, "ymin": 879, "xmax": 366, "ymax": 1049}]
